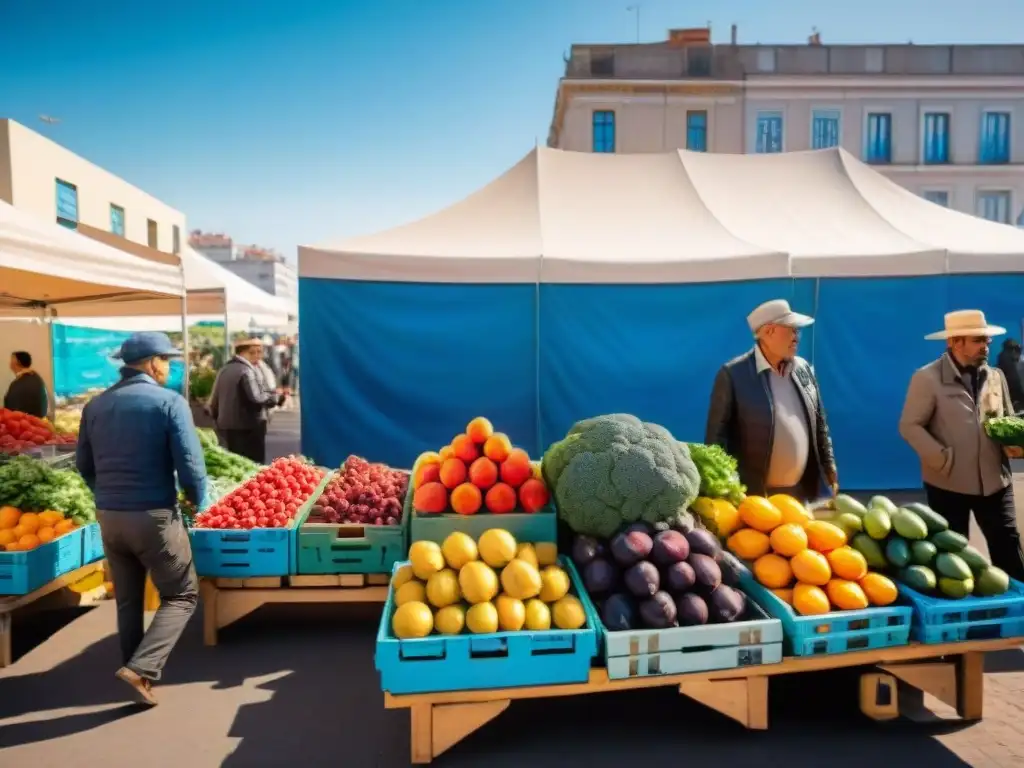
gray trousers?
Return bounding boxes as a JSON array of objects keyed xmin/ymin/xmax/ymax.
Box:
[{"xmin": 97, "ymin": 508, "xmax": 199, "ymax": 681}]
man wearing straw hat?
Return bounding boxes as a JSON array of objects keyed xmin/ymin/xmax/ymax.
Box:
[{"xmin": 899, "ymin": 310, "xmax": 1024, "ymax": 580}]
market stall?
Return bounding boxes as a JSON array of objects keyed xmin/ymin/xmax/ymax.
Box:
[{"xmin": 298, "ymin": 146, "xmax": 1024, "ymax": 490}]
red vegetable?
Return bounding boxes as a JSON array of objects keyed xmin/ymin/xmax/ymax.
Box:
[
  {"xmin": 0, "ymin": 408, "xmax": 74, "ymax": 453},
  {"xmin": 308, "ymin": 455, "xmax": 409, "ymax": 526}
]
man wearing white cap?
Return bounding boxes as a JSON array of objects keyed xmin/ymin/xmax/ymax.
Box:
[
  {"xmin": 899, "ymin": 310, "xmax": 1024, "ymax": 580},
  {"xmin": 706, "ymin": 299, "xmax": 838, "ymax": 501}
]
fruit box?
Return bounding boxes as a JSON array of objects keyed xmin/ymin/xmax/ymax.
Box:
[
  {"xmin": 897, "ymin": 579, "xmax": 1024, "ymax": 644},
  {"xmin": 190, "ymin": 470, "xmax": 333, "ymax": 578},
  {"xmin": 0, "ymin": 526, "xmax": 84, "ymax": 595},
  {"xmin": 732, "ymin": 556, "xmax": 913, "ymax": 656},
  {"xmin": 375, "ymin": 558, "xmax": 599, "ymax": 695},
  {"xmin": 297, "ymin": 505, "xmax": 410, "ymax": 575},
  {"xmin": 575, "ymin": 572, "xmax": 783, "ymax": 680},
  {"xmin": 82, "ymin": 522, "xmax": 104, "ymax": 564}
]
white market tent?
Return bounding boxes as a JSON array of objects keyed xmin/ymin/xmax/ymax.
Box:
[
  {"xmin": 58, "ymin": 246, "xmax": 293, "ymax": 332},
  {"xmin": 300, "ymin": 146, "xmax": 1024, "ymax": 283},
  {"xmin": 297, "ymin": 146, "xmax": 1024, "ymax": 494}
]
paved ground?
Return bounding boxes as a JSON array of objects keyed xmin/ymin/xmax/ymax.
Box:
[{"xmin": 1, "ymin": 410, "xmax": 1023, "ymax": 767}]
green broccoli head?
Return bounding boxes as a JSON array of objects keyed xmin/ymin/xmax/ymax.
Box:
[{"xmin": 542, "ymin": 414, "xmax": 701, "ymax": 538}]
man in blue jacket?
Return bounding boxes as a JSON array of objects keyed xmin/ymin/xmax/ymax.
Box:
[{"xmin": 76, "ymin": 332, "xmax": 207, "ymax": 706}]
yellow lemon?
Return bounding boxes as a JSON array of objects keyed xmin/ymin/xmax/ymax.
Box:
[
  {"xmin": 466, "ymin": 601, "xmax": 499, "ymax": 634},
  {"xmin": 391, "ymin": 564, "xmax": 416, "ymax": 589},
  {"xmin": 515, "ymin": 543, "xmax": 538, "ymax": 568},
  {"xmin": 534, "ymin": 542, "xmax": 558, "ymax": 567},
  {"xmin": 478, "ymin": 528, "xmax": 517, "ymax": 569},
  {"xmin": 495, "ymin": 594, "xmax": 526, "ymax": 631},
  {"xmin": 552, "ymin": 595, "xmax": 586, "ymax": 630},
  {"xmin": 458, "ymin": 560, "xmax": 499, "ymax": 604},
  {"xmin": 409, "ymin": 541, "xmax": 445, "ymax": 580},
  {"xmin": 523, "ymin": 598, "xmax": 551, "ymax": 631},
  {"xmin": 538, "ymin": 565, "xmax": 571, "ymax": 603},
  {"xmin": 434, "ymin": 604, "xmax": 467, "ymax": 635},
  {"xmin": 394, "ymin": 580, "xmax": 427, "ymax": 607},
  {"xmin": 425, "ymin": 568, "xmax": 461, "ymax": 608},
  {"xmin": 500, "ymin": 558, "xmax": 542, "ymax": 600},
  {"xmin": 391, "ymin": 601, "xmax": 434, "ymax": 639},
  {"xmin": 441, "ymin": 531, "xmax": 478, "ymax": 570}
]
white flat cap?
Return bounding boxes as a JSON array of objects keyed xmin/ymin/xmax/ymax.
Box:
[{"xmin": 747, "ymin": 299, "xmax": 815, "ymax": 334}]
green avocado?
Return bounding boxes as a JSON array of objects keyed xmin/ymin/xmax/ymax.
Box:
[
  {"xmin": 885, "ymin": 537, "xmax": 912, "ymax": 568},
  {"xmin": 900, "ymin": 565, "xmax": 937, "ymax": 593},
  {"xmin": 891, "ymin": 509, "xmax": 929, "ymax": 540}
]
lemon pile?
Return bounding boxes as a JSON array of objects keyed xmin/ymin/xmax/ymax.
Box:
[{"xmin": 390, "ymin": 529, "xmax": 587, "ymax": 639}]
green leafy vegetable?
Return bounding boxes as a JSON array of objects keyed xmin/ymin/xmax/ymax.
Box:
[
  {"xmin": 197, "ymin": 428, "xmax": 260, "ymax": 482},
  {"xmin": 0, "ymin": 455, "xmax": 96, "ymax": 523},
  {"xmin": 686, "ymin": 442, "xmax": 746, "ymax": 506},
  {"xmin": 985, "ymin": 416, "xmax": 1024, "ymax": 447}
]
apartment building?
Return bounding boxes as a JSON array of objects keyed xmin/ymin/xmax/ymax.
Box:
[
  {"xmin": 190, "ymin": 231, "xmax": 298, "ymax": 305},
  {"xmin": 0, "ymin": 118, "xmax": 186, "ymax": 252},
  {"xmin": 549, "ymin": 27, "xmax": 1024, "ymax": 225}
]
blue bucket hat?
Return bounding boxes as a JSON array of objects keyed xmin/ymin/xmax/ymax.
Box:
[{"xmin": 113, "ymin": 332, "xmax": 183, "ymax": 364}]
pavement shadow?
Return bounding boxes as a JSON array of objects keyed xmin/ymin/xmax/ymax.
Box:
[
  {"xmin": 984, "ymin": 647, "xmax": 1024, "ymax": 673},
  {"xmin": 0, "ymin": 704, "xmax": 140, "ymax": 749}
]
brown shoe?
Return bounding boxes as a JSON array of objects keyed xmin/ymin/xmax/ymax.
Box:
[{"xmin": 115, "ymin": 667, "xmax": 158, "ymax": 706}]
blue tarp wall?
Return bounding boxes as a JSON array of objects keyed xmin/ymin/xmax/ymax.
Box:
[
  {"xmin": 299, "ymin": 275, "xmax": 1024, "ymax": 490},
  {"xmin": 51, "ymin": 323, "xmax": 185, "ymax": 398}
]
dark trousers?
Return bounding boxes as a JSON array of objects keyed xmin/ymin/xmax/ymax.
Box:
[
  {"xmin": 222, "ymin": 423, "xmax": 267, "ymax": 464},
  {"xmin": 924, "ymin": 483, "xmax": 1024, "ymax": 582},
  {"xmin": 97, "ymin": 508, "xmax": 199, "ymax": 681}
]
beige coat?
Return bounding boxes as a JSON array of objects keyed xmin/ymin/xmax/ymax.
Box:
[{"xmin": 899, "ymin": 354, "xmax": 1013, "ymax": 496}]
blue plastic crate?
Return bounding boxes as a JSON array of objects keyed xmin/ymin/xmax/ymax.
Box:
[
  {"xmin": 897, "ymin": 579, "xmax": 1024, "ymax": 644},
  {"xmin": 82, "ymin": 522, "xmax": 104, "ymax": 564},
  {"xmin": 190, "ymin": 470, "xmax": 332, "ymax": 578},
  {"xmin": 375, "ymin": 557, "xmax": 598, "ymax": 694},
  {"xmin": 732, "ymin": 555, "xmax": 913, "ymax": 656},
  {"xmin": 575, "ymin": 573, "xmax": 783, "ymax": 679},
  {"xmin": 0, "ymin": 527, "xmax": 84, "ymax": 595}
]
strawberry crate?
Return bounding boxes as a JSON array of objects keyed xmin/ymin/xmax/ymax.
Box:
[
  {"xmin": 0, "ymin": 526, "xmax": 84, "ymax": 595},
  {"xmin": 733, "ymin": 556, "xmax": 913, "ymax": 656},
  {"xmin": 897, "ymin": 579, "xmax": 1024, "ymax": 644},
  {"xmin": 82, "ymin": 522, "xmax": 104, "ymax": 564},
  {"xmin": 190, "ymin": 470, "xmax": 332, "ymax": 578},
  {"xmin": 375, "ymin": 558, "xmax": 598, "ymax": 694}
]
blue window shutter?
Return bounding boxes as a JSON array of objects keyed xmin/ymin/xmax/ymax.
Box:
[
  {"xmin": 923, "ymin": 113, "xmax": 950, "ymax": 164},
  {"xmin": 866, "ymin": 113, "xmax": 892, "ymax": 163},
  {"xmin": 55, "ymin": 179, "xmax": 78, "ymax": 226},
  {"xmin": 923, "ymin": 190, "xmax": 949, "ymax": 207},
  {"xmin": 980, "ymin": 112, "xmax": 1010, "ymax": 164},
  {"xmin": 977, "ymin": 191, "xmax": 1012, "ymax": 224},
  {"xmin": 592, "ymin": 111, "xmax": 615, "ymax": 153},
  {"xmin": 756, "ymin": 113, "xmax": 783, "ymax": 153},
  {"xmin": 686, "ymin": 111, "xmax": 707, "ymax": 151},
  {"xmin": 811, "ymin": 110, "xmax": 839, "ymax": 149}
]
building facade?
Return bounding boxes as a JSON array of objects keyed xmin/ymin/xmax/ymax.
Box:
[
  {"xmin": 190, "ymin": 231, "xmax": 298, "ymax": 306},
  {"xmin": 0, "ymin": 119, "xmax": 186, "ymax": 252},
  {"xmin": 549, "ymin": 28, "xmax": 1024, "ymax": 225}
]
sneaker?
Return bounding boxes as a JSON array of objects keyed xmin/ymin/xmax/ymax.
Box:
[{"xmin": 115, "ymin": 666, "xmax": 158, "ymax": 707}]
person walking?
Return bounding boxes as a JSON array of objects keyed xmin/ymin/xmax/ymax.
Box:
[
  {"xmin": 208, "ymin": 338, "xmax": 284, "ymax": 463},
  {"xmin": 4, "ymin": 350, "xmax": 48, "ymax": 418},
  {"xmin": 75, "ymin": 332, "xmax": 206, "ymax": 705},
  {"xmin": 996, "ymin": 338, "xmax": 1024, "ymax": 413},
  {"xmin": 705, "ymin": 299, "xmax": 839, "ymax": 502},
  {"xmin": 899, "ymin": 310, "xmax": 1024, "ymax": 581}
]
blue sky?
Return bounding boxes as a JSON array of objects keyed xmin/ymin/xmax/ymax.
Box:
[{"xmin": 2, "ymin": 0, "xmax": 1023, "ymax": 260}]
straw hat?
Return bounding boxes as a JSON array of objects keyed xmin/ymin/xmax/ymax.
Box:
[{"xmin": 924, "ymin": 310, "xmax": 1006, "ymax": 340}]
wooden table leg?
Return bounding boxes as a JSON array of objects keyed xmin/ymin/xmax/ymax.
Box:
[
  {"xmin": 0, "ymin": 613, "xmax": 11, "ymax": 668},
  {"xmin": 409, "ymin": 703, "xmax": 433, "ymax": 765},
  {"xmin": 957, "ymin": 651, "xmax": 984, "ymax": 721},
  {"xmin": 200, "ymin": 580, "xmax": 219, "ymax": 647}
]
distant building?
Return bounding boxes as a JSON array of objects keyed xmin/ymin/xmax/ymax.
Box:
[
  {"xmin": 549, "ymin": 26, "xmax": 1024, "ymax": 225},
  {"xmin": 190, "ymin": 230, "xmax": 298, "ymax": 306},
  {"xmin": 0, "ymin": 118, "xmax": 186, "ymax": 251}
]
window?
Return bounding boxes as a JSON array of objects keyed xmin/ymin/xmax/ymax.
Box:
[
  {"xmin": 55, "ymin": 179, "xmax": 78, "ymax": 228},
  {"xmin": 146, "ymin": 218, "xmax": 158, "ymax": 249},
  {"xmin": 865, "ymin": 113, "xmax": 892, "ymax": 164},
  {"xmin": 923, "ymin": 113, "xmax": 950, "ymax": 164},
  {"xmin": 686, "ymin": 111, "xmax": 707, "ymax": 152},
  {"xmin": 687, "ymin": 47, "xmax": 711, "ymax": 77},
  {"xmin": 755, "ymin": 112, "xmax": 783, "ymax": 153},
  {"xmin": 922, "ymin": 190, "xmax": 949, "ymax": 207},
  {"xmin": 980, "ymin": 111, "xmax": 1010, "ymax": 164},
  {"xmin": 172, "ymin": 225, "xmax": 181, "ymax": 254},
  {"xmin": 592, "ymin": 110, "xmax": 615, "ymax": 153},
  {"xmin": 977, "ymin": 191, "xmax": 1012, "ymax": 224},
  {"xmin": 811, "ymin": 109, "xmax": 840, "ymax": 149},
  {"xmin": 110, "ymin": 204, "xmax": 125, "ymax": 236}
]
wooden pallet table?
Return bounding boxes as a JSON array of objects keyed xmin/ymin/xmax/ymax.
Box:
[
  {"xmin": 200, "ymin": 573, "xmax": 389, "ymax": 646},
  {"xmin": 384, "ymin": 636, "xmax": 1022, "ymax": 764},
  {"xmin": 0, "ymin": 561, "xmax": 109, "ymax": 668}
]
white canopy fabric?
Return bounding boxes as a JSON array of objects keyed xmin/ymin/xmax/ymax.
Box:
[
  {"xmin": 57, "ymin": 247, "xmax": 293, "ymax": 330},
  {"xmin": 300, "ymin": 147, "xmax": 1024, "ymax": 284},
  {"xmin": 0, "ymin": 199, "xmax": 184, "ymax": 311}
]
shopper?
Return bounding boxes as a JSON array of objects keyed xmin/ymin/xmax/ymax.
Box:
[
  {"xmin": 4, "ymin": 350, "xmax": 48, "ymax": 418},
  {"xmin": 705, "ymin": 299, "xmax": 839, "ymax": 501},
  {"xmin": 899, "ymin": 310, "xmax": 1024, "ymax": 581},
  {"xmin": 208, "ymin": 338, "xmax": 284, "ymax": 463},
  {"xmin": 75, "ymin": 332, "xmax": 206, "ymax": 706},
  {"xmin": 996, "ymin": 338, "xmax": 1024, "ymax": 413}
]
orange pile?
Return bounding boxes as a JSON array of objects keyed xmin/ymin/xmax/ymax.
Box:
[
  {"xmin": 411, "ymin": 417, "xmax": 550, "ymax": 516},
  {"xmin": 724, "ymin": 494, "xmax": 898, "ymax": 616},
  {"xmin": 0, "ymin": 506, "xmax": 79, "ymax": 552}
]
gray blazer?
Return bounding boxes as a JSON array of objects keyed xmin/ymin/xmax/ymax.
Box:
[
  {"xmin": 208, "ymin": 357, "xmax": 278, "ymax": 431},
  {"xmin": 899, "ymin": 354, "xmax": 1013, "ymax": 497}
]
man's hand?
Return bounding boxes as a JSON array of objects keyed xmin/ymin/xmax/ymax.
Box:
[{"xmin": 827, "ymin": 469, "xmax": 839, "ymax": 498}]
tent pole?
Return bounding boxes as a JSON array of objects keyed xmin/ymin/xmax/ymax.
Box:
[
  {"xmin": 43, "ymin": 306, "xmax": 55, "ymax": 419},
  {"xmin": 181, "ymin": 293, "xmax": 190, "ymax": 398}
]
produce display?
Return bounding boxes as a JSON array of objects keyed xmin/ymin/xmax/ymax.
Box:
[
  {"xmin": 687, "ymin": 443, "xmax": 746, "ymax": 506},
  {"xmin": 571, "ymin": 521, "xmax": 750, "ymax": 630},
  {"xmin": 411, "ymin": 417, "xmax": 550, "ymax": 516},
  {"xmin": 720, "ymin": 494, "xmax": 899, "ymax": 616},
  {"xmin": 830, "ymin": 494, "xmax": 1011, "ymax": 600},
  {"xmin": 0, "ymin": 505, "xmax": 82, "ymax": 551},
  {"xmin": 197, "ymin": 428, "xmax": 260, "ymax": 482},
  {"xmin": 390, "ymin": 529, "xmax": 579, "ymax": 639},
  {"xmin": 192, "ymin": 456, "xmax": 326, "ymax": 530},
  {"xmin": 0, "ymin": 408, "xmax": 76, "ymax": 453},
  {"xmin": 0, "ymin": 453, "xmax": 95, "ymax": 551},
  {"xmin": 309, "ymin": 455, "xmax": 409, "ymax": 525},
  {"xmin": 52, "ymin": 408, "xmax": 82, "ymax": 437},
  {"xmin": 542, "ymin": 414, "xmax": 700, "ymax": 539},
  {"xmin": 984, "ymin": 415, "xmax": 1024, "ymax": 446}
]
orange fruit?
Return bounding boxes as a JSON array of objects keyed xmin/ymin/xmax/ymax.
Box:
[
  {"xmin": 5, "ymin": 542, "xmax": 22, "ymax": 552},
  {"xmin": 790, "ymin": 549, "xmax": 831, "ymax": 586},
  {"xmin": 54, "ymin": 519, "xmax": 75, "ymax": 535},
  {"xmin": 726, "ymin": 528, "xmax": 771, "ymax": 560},
  {"xmin": 12, "ymin": 524, "xmax": 30, "ymax": 539},
  {"xmin": 412, "ymin": 482, "xmax": 448, "ymax": 514},
  {"xmin": 499, "ymin": 449, "xmax": 532, "ymax": 488},
  {"xmin": 826, "ymin": 546, "xmax": 868, "ymax": 581},
  {"xmin": 860, "ymin": 573, "xmax": 898, "ymax": 607},
  {"xmin": 38, "ymin": 510, "xmax": 64, "ymax": 527},
  {"xmin": 467, "ymin": 457, "xmax": 498, "ymax": 490},
  {"xmin": 450, "ymin": 434, "xmax": 479, "ymax": 463},
  {"xmin": 806, "ymin": 521, "xmax": 847, "ymax": 553},
  {"xmin": 738, "ymin": 497, "xmax": 783, "ymax": 533},
  {"xmin": 412, "ymin": 462, "xmax": 441, "ymax": 489},
  {"xmin": 768, "ymin": 494, "xmax": 813, "ymax": 528},
  {"xmin": 826, "ymin": 579, "xmax": 869, "ymax": 611},
  {"xmin": 753, "ymin": 553, "xmax": 793, "ymax": 589},
  {"xmin": 769, "ymin": 523, "xmax": 808, "ymax": 557},
  {"xmin": 36, "ymin": 526, "xmax": 55, "ymax": 543},
  {"xmin": 18, "ymin": 534, "xmax": 40, "ymax": 550},
  {"xmin": 483, "ymin": 433, "xmax": 512, "ymax": 463},
  {"xmin": 0, "ymin": 506, "xmax": 20, "ymax": 529},
  {"xmin": 438, "ymin": 445, "xmax": 455, "ymax": 461},
  {"xmin": 484, "ymin": 483, "xmax": 517, "ymax": 514},
  {"xmin": 450, "ymin": 483, "xmax": 483, "ymax": 516},
  {"xmin": 0, "ymin": 530, "xmax": 15, "ymax": 546},
  {"xmin": 17, "ymin": 512, "xmax": 40, "ymax": 534},
  {"xmin": 792, "ymin": 583, "xmax": 831, "ymax": 616},
  {"xmin": 518, "ymin": 478, "xmax": 550, "ymax": 513},
  {"xmin": 466, "ymin": 417, "xmax": 494, "ymax": 444},
  {"xmin": 439, "ymin": 458, "xmax": 468, "ymax": 489}
]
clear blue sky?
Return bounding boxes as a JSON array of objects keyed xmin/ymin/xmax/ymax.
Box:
[{"xmin": 2, "ymin": 0, "xmax": 1022, "ymax": 260}]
